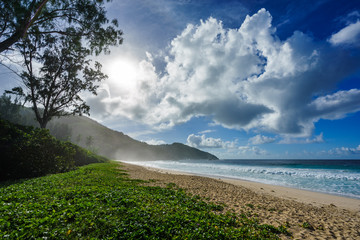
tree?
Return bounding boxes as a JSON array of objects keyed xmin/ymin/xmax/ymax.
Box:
[
  {"xmin": 76, "ymin": 134, "xmax": 82, "ymax": 144},
  {"xmin": 9, "ymin": 32, "xmax": 107, "ymax": 128},
  {"xmin": 85, "ymin": 135, "xmax": 98, "ymax": 153},
  {"xmin": 0, "ymin": 0, "xmax": 122, "ymax": 54},
  {"xmin": 4, "ymin": 0, "xmax": 122, "ymax": 128},
  {"xmin": 0, "ymin": 93, "xmax": 22, "ymax": 123},
  {"xmin": 48, "ymin": 122, "xmax": 72, "ymax": 141},
  {"xmin": 85, "ymin": 135, "xmax": 94, "ymax": 147}
]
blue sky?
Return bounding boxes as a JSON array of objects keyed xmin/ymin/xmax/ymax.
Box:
[{"xmin": 2, "ymin": 0, "xmax": 360, "ymax": 159}]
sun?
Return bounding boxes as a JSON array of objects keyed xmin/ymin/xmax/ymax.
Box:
[{"xmin": 105, "ymin": 58, "xmax": 138, "ymax": 92}]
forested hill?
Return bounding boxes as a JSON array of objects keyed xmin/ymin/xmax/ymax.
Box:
[{"xmin": 49, "ymin": 116, "xmax": 218, "ymax": 161}]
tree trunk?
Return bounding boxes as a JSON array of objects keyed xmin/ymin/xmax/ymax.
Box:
[
  {"xmin": 40, "ymin": 121, "xmax": 48, "ymax": 129},
  {"xmin": 0, "ymin": 33, "xmax": 22, "ymax": 53}
]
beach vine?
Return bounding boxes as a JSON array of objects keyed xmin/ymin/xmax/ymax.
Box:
[{"xmin": 0, "ymin": 162, "xmax": 290, "ymax": 239}]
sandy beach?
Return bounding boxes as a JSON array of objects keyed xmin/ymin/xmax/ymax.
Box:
[{"xmin": 120, "ymin": 161, "xmax": 360, "ymax": 239}]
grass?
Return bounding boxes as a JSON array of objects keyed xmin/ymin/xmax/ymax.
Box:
[
  {"xmin": 301, "ymin": 221, "xmax": 315, "ymax": 231},
  {"xmin": 0, "ymin": 162, "xmax": 289, "ymax": 239},
  {"xmin": 245, "ymin": 203, "xmax": 255, "ymax": 209}
]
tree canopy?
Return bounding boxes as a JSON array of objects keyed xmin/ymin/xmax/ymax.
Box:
[
  {"xmin": 0, "ymin": 93, "xmax": 22, "ymax": 123},
  {"xmin": 3, "ymin": 0, "xmax": 123, "ymax": 128},
  {"xmin": 0, "ymin": 0, "xmax": 123, "ymax": 54},
  {"xmin": 9, "ymin": 32, "xmax": 108, "ymax": 128}
]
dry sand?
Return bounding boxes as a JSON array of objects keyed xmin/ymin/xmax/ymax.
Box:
[{"xmin": 119, "ymin": 161, "xmax": 360, "ymax": 239}]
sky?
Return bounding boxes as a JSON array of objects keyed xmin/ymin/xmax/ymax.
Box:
[{"xmin": 2, "ymin": 0, "xmax": 360, "ymax": 159}]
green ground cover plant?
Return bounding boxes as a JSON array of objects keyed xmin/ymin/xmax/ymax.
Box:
[{"xmin": 0, "ymin": 162, "xmax": 289, "ymax": 239}]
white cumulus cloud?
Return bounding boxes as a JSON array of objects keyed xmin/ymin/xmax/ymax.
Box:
[
  {"xmin": 187, "ymin": 134, "xmax": 237, "ymax": 149},
  {"xmin": 249, "ymin": 134, "xmax": 276, "ymax": 145},
  {"xmin": 279, "ymin": 133, "xmax": 324, "ymax": 144},
  {"xmin": 198, "ymin": 129, "xmax": 215, "ymax": 134},
  {"xmin": 143, "ymin": 139, "xmax": 167, "ymax": 145},
  {"xmin": 329, "ymin": 20, "xmax": 360, "ymax": 46},
  {"xmin": 308, "ymin": 89, "xmax": 360, "ymax": 120},
  {"xmin": 328, "ymin": 145, "xmax": 360, "ymax": 155},
  {"xmin": 88, "ymin": 8, "xmax": 360, "ymax": 138},
  {"xmin": 238, "ymin": 146, "xmax": 267, "ymax": 156}
]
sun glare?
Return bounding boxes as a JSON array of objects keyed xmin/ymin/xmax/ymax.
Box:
[{"xmin": 105, "ymin": 58, "xmax": 138, "ymax": 92}]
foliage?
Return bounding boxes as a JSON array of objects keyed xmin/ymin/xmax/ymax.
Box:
[
  {"xmin": 0, "ymin": 0, "xmax": 123, "ymax": 53},
  {"xmin": 0, "ymin": 163, "xmax": 289, "ymax": 239},
  {"xmin": 47, "ymin": 121, "xmax": 72, "ymax": 141},
  {"xmin": 0, "ymin": 93, "xmax": 22, "ymax": 123},
  {"xmin": 0, "ymin": 119, "xmax": 107, "ymax": 181},
  {"xmin": 45, "ymin": 115, "xmax": 219, "ymax": 160},
  {"xmin": 85, "ymin": 135, "xmax": 94, "ymax": 147},
  {"xmin": 301, "ymin": 221, "xmax": 315, "ymax": 231},
  {"xmin": 0, "ymin": 96, "xmax": 73, "ymax": 138},
  {"xmin": 75, "ymin": 134, "xmax": 82, "ymax": 144},
  {"xmin": 0, "ymin": 93, "xmax": 40, "ymax": 127},
  {"xmin": 2, "ymin": 0, "xmax": 122, "ymax": 129},
  {"xmin": 8, "ymin": 30, "xmax": 108, "ymax": 128}
]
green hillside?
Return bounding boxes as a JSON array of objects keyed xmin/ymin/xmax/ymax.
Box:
[
  {"xmin": 0, "ymin": 96, "xmax": 218, "ymax": 160},
  {"xmin": 49, "ymin": 116, "xmax": 218, "ymax": 160}
]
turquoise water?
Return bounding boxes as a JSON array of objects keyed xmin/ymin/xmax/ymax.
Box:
[{"xmin": 123, "ymin": 159, "xmax": 360, "ymax": 199}]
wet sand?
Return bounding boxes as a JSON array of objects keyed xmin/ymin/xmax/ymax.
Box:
[{"xmin": 119, "ymin": 161, "xmax": 360, "ymax": 239}]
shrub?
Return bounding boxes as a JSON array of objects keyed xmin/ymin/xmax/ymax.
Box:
[{"xmin": 0, "ymin": 119, "xmax": 107, "ymax": 181}]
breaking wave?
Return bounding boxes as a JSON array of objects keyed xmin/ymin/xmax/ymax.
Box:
[{"xmin": 122, "ymin": 159, "xmax": 360, "ymax": 199}]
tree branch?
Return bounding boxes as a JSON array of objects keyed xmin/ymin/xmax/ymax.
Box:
[
  {"xmin": 33, "ymin": 7, "xmax": 76, "ymax": 22},
  {"xmin": 0, "ymin": 61, "xmax": 22, "ymax": 79},
  {"xmin": 0, "ymin": 0, "xmax": 49, "ymax": 53},
  {"xmin": 44, "ymin": 56, "xmax": 66, "ymax": 118},
  {"xmin": 22, "ymin": 0, "xmax": 50, "ymax": 38}
]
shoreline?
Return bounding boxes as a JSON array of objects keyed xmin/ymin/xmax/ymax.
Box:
[
  {"xmin": 119, "ymin": 161, "xmax": 360, "ymax": 239},
  {"xmin": 120, "ymin": 161, "xmax": 360, "ymax": 212},
  {"xmin": 220, "ymin": 178, "xmax": 360, "ymax": 212}
]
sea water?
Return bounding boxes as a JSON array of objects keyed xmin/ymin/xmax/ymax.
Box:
[{"xmin": 122, "ymin": 159, "xmax": 360, "ymax": 199}]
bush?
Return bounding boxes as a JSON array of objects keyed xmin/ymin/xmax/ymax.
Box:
[{"xmin": 0, "ymin": 119, "xmax": 107, "ymax": 181}]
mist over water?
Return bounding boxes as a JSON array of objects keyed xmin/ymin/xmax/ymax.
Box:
[{"xmin": 122, "ymin": 159, "xmax": 360, "ymax": 199}]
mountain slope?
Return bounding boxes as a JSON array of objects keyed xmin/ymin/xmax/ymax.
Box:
[{"xmin": 50, "ymin": 116, "xmax": 218, "ymax": 160}]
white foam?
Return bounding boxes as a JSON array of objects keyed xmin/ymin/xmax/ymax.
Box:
[{"xmin": 122, "ymin": 160, "xmax": 360, "ymax": 199}]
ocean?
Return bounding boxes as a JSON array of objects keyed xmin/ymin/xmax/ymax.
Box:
[{"xmin": 122, "ymin": 159, "xmax": 360, "ymax": 199}]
